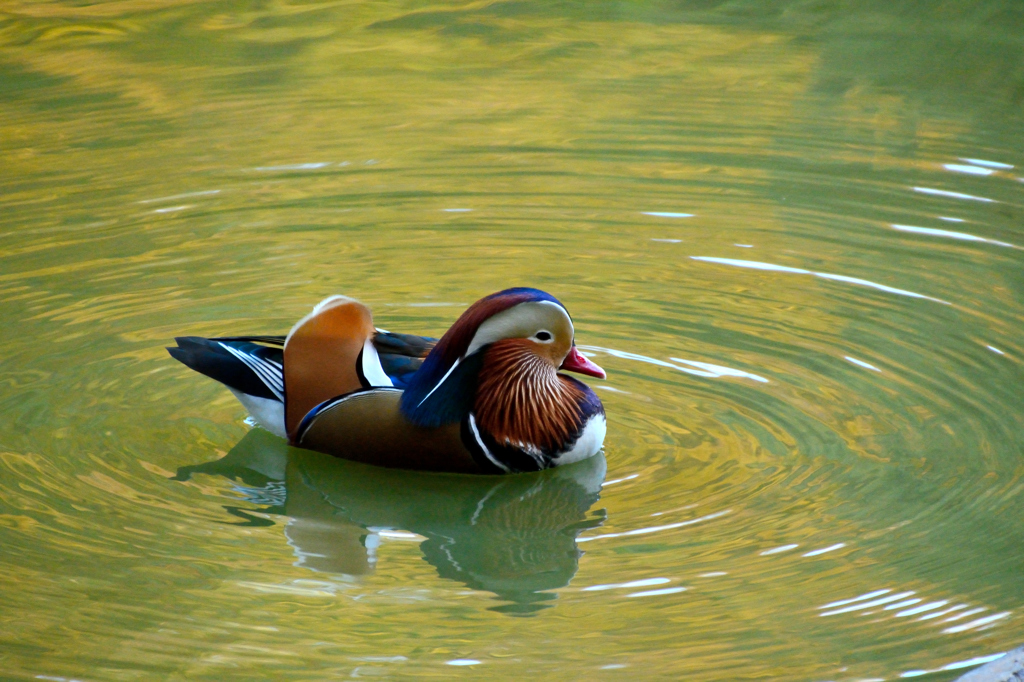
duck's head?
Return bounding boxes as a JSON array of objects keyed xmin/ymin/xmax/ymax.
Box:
[{"xmin": 400, "ymin": 288, "xmax": 605, "ymax": 428}]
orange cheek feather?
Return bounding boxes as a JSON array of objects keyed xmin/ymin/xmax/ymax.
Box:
[{"xmin": 473, "ymin": 339, "xmax": 584, "ymax": 452}]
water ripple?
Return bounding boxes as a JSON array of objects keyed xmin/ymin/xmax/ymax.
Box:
[
  {"xmin": 691, "ymin": 256, "xmax": 951, "ymax": 304},
  {"xmin": 576, "ymin": 509, "xmax": 733, "ymax": 543},
  {"xmin": 912, "ymin": 186, "xmax": 996, "ymax": 203},
  {"xmin": 580, "ymin": 345, "xmax": 769, "ymax": 382}
]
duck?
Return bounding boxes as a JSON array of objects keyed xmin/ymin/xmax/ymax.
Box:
[{"xmin": 168, "ymin": 288, "xmax": 607, "ymax": 474}]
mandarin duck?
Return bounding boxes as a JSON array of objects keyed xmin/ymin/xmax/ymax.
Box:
[{"xmin": 168, "ymin": 288, "xmax": 607, "ymax": 473}]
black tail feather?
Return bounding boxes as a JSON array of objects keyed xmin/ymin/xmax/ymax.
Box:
[
  {"xmin": 168, "ymin": 336, "xmax": 280, "ymax": 400},
  {"xmin": 210, "ymin": 335, "xmax": 286, "ymax": 347}
]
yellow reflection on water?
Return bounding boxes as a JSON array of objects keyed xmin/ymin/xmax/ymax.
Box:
[{"xmin": 1, "ymin": 0, "xmax": 1023, "ymax": 680}]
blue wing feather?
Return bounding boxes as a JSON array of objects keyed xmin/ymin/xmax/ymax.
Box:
[{"xmin": 372, "ymin": 331, "xmax": 436, "ymax": 388}]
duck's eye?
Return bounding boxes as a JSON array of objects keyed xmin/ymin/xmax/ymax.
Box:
[{"xmin": 534, "ymin": 330, "xmax": 553, "ymax": 342}]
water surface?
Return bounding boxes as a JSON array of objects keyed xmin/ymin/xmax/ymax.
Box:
[{"xmin": 2, "ymin": 1, "xmax": 1023, "ymax": 680}]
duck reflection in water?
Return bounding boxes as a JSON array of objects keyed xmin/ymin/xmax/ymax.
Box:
[{"xmin": 175, "ymin": 428, "xmax": 607, "ymax": 613}]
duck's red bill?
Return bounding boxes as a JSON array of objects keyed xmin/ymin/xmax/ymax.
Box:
[{"xmin": 560, "ymin": 346, "xmax": 606, "ymax": 379}]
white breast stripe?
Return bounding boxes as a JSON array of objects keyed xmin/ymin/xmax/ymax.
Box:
[
  {"xmin": 220, "ymin": 343, "xmax": 284, "ymax": 400},
  {"xmin": 468, "ymin": 413, "xmax": 510, "ymax": 473},
  {"xmin": 552, "ymin": 414, "xmax": 606, "ymax": 465},
  {"xmin": 361, "ymin": 339, "xmax": 394, "ymax": 387},
  {"xmin": 416, "ymin": 358, "xmax": 461, "ymax": 408}
]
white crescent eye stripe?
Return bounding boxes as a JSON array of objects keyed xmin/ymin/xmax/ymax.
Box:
[{"xmin": 465, "ymin": 300, "xmax": 572, "ymax": 357}]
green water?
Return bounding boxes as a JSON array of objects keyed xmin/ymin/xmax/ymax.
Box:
[{"xmin": 2, "ymin": 1, "xmax": 1023, "ymax": 679}]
